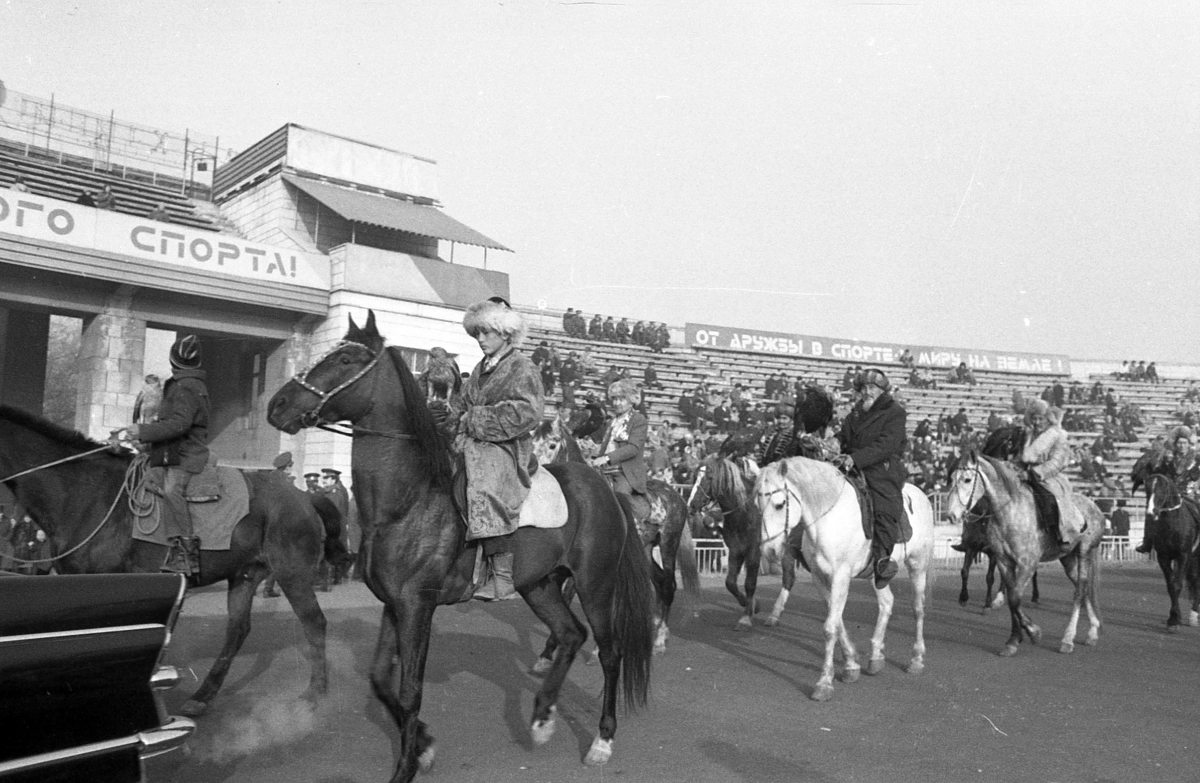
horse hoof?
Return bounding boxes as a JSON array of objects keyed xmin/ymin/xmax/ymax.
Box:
[
  {"xmin": 907, "ymin": 660, "xmax": 924, "ymax": 675},
  {"xmin": 735, "ymin": 617, "xmax": 753, "ymax": 632},
  {"xmin": 1189, "ymin": 611, "xmax": 1199, "ymax": 627},
  {"xmin": 1058, "ymin": 642, "xmax": 1074, "ymax": 654},
  {"xmin": 1085, "ymin": 632, "xmax": 1099, "ymax": 646},
  {"xmin": 763, "ymin": 615, "xmax": 780, "ymax": 628},
  {"xmin": 841, "ymin": 666, "xmax": 861, "ymax": 684},
  {"xmin": 531, "ymin": 656, "xmax": 554, "ymax": 675},
  {"xmin": 417, "ymin": 741, "xmax": 436, "ymax": 773},
  {"xmin": 998, "ymin": 645, "xmax": 1019, "ymax": 658},
  {"xmin": 653, "ymin": 642, "xmax": 667, "ymax": 655},
  {"xmin": 180, "ymin": 699, "xmax": 208, "ymax": 717},
  {"xmin": 531, "ymin": 707, "xmax": 557, "ymax": 746},
  {"xmin": 810, "ymin": 684, "xmax": 835, "ymax": 702},
  {"xmin": 1167, "ymin": 624, "xmax": 1181, "ymax": 635},
  {"xmin": 1028, "ymin": 626, "xmax": 1042, "ymax": 645},
  {"xmin": 958, "ymin": 597, "xmax": 968, "ymax": 607},
  {"xmin": 981, "ymin": 606, "xmax": 990, "ymax": 615},
  {"xmin": 583, "ymin": 737, "xmax": 613, "ymax": 766},
  {"xmin": 866, "ymin": 658, "xmax": 885, "ymax": 676}
]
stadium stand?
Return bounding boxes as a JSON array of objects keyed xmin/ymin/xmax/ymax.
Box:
[{"xmin": 0, "ymin": 142, "xmax": 216, "ymax": 231}]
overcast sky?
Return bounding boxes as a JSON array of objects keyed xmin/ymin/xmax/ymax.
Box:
[{"xmin": 2, "ymin": 1, "xmax": 1197, "ymax": 363}]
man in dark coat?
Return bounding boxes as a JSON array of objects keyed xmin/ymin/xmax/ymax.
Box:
[
  {"xmin": 125, "ymin": 334, "xmax": 209, "ymax": 577},
  {"xmin": 834, "ymin": 368, "xmax": 907, "ymax": 588}
]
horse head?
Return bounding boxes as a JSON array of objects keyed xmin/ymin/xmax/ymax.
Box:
[
  {"xmin": 1145, "ymin": 473, "xmax": 1181, "ymax": 520},
  {"xmin": 268, "ymin": 311, "xmax": 387, "ymax": 433},
  {"xmin": 1130, "ymin": 448, "xmax": 1165, "ymax": 495},
  {"xmin": 945, "ymin": 450, "xmax": 988, "ymax": 525}
]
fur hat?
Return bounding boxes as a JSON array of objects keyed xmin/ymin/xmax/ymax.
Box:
[
  {"xmin": 854, "ymin": 368, "xmax": 891, "ymax": 392},
  {"xmin": 776, "ymin": 397, "xmax": 796, "ymax": 418},
  {"xmin": 607, "ymin": 378, "xmax": 640, "ymax": 403},
  {"xmin": 1171, "ymin": 425, "xmax": 1193, "ymax": 444},
  {"xmin": 1024, "ymin": 398, "xmax": 1050, "ymax": 417},
  {"xmin": 169, "ymin": 334, "xmax": 202, "ymax": 369},
  {"xmin": 462, "ymin": 297, "xmax": 526, "ymax": 346}
]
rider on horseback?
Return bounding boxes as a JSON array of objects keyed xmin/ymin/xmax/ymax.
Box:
[
  {"xmin": 833, "ymin": 369, "xmax": 906, "ymax": 589},
  {"xmin": 122, "ymin": 334, "xmax": 209, "ymax": 578},
  {"xmin": 1018, "ymin": 398, "xmax": 1073, "ymax": 546},
  {"xmin": 1136, "ymin": 425, "xmax": 1200, "ymax": 554},
  {"xmin": 754, "ymin": 399, "xmax": 797, "ymax": 467},
  {"xmin": 442, "ymin": 297, "xmax": 544, "ymax": 601},
  {"xmin": 589, "ymin": 379, "xmax": 650, "ymax": 523}
]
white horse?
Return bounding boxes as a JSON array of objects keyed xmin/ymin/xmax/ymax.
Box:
[
  {"xmin": 945, "ymin": 451, "xmax": 1103, "ymax": 656},
  {"xmin": 755, "ymin": 457, "xmax": 935, "ymax": 702}
]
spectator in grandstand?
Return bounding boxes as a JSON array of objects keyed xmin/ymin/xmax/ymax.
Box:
[
  {"xmin": 579, "ymin": 346, "xmax": 598, "ymax": 376},
  {"xmin": 631, "ymin": 320, "xmax": 646, "ymax": 346},
  {"xmin": 987, "ymin": 410, "xmax": 1006, "ymax": 433},
  {"xmin": 531, "ymin": 340, "xmax": 551, "ymax": 367},
  {"xmin": 146, "ymin": 201, "xmax": 171, "ymax": 222},
  {"xmin": 948, "ymin": 407, "xmax": 970, "ymax": 437},
  {"xmin": 1088, "ymin": 381, "xmax": 1104, "ymax": 404},
  {"xmin": 1104, "ymin": 388, "xmax": 1119, "ymax": 418},
  {"xmin": 1146, "ymin": 362, "xmax": 1160, "ymax": 383},
  {"xmin": 1051, "ymin": 380, "xmax": 1065, "ymax": 408},
  {"xmin": 841, "ymin": 365, "xmax": 858, "ymax": 391},
  {"xmin": 1131, "ymin": 361, "xmax": 1146, "ymax": 381},
  {"xmin": 599, "ymin": 365, "xmax": 622, "ymax": 389},
  {"xmin": 10, "ymin": 175, "xmax": 30, "ymax": 193},
  {"xmin": 94, "ymin": 184, "xmax": 117, "ymax": 211},
  {"xmin": 615, "ymin": 318, "xmax": 631, "ymax": 344},
  {"xmin": 559, "ymin": 351, "xmax": 580, "ymax": 385},
  {"xmin": 561, "ymin": 308, "xmax": 574, "ymax": 335},
  {"xmin": 588, "ymin": 314, "xmax": 602, "ymax": 339},
  {"xmin": 601, "ymin": 317, "xmax": 617, "ymax": 342},
  {"xmin": 948, "ymin": 362, "xmax": 977, "ymax": 385},
  {"xmin": 643, "ymin": 361, "xmax": 664, "ymax": 390},
  {"xmin": 913, "ymin": 416, "xmax": 932, "ymax": 440},
  {"xmin": 763, "ymin": 373, "xmax": 780, "ymax": 400},
  {"xmin": 898, "ymin": 348, "xmax": 914, "ymax": 369},
  {"xmin": 711, "ymin": 397, "xmax": 732, "ymax": 433},
  {"xmin": 1067, "ymin": 381, "xmax": 1084, "ymax": 404},
  {"xmin": 1184, "ymin": 382, "xmax": 1200, "ymax": 404},
  {"xmin": 539, "ymin": 358, "xmax": 557, "ymax": 395},
  {"xmin": 75, "ymin": 189, "xmax": 97, "ymax": 207}
]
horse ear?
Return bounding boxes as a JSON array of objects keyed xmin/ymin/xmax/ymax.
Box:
[
  {"xmin": 778, "ymin": 460, "xmax": 788, "ymax": 478},
  {"xmin": 346, "ymin": 313, "xmax": 362, "ymax": 341},
  {"xmin": 364, "ymin": 310, "xmax": 379, "ymax": 338}
]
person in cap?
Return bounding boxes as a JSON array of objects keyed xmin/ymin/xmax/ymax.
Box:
[
  {"xmin": 122, "ymin": 334, "xmax": 209, "ymax": 578},
  {"xmin": 273, "ymin": 451, "xmax": 294, "ymax": 479},
  {"xmin": 833, "ymin": 368, "xmax": 907, "ymax": 588},
  {"xmin": 438, "ymin": 297, "xmax": 544, "ymax": 601},
  {"xmin": 589, "ymin": 379, "xmax": 650, "ymax": 521},
  {"xmin": 755, "ymin": 399, "xmax": 798, "ymax": 467},
  {"xmin": 1018, "ymin": 398, "xmax": 1076, "ymax": 547},
  {"xmin": 303, "ymin": 472, "xmax": 321, "ymax": 493},
  {"xmin": 1136, "ymin": 425, "xmax": 1200, "ymax": 553}
]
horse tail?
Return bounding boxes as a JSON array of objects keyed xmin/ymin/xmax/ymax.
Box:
[
  {"xmin": 611, "ymin": 492, "xmax": 655, "ymax": 710},
  {"xmin": 310, "ymin": 493, "xmax": 351, "ymax": 568},
  {"xmin": 677, "ymin": 520, "xmax": 701, "ymax": 595}
]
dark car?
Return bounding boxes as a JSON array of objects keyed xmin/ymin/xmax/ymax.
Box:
[{"xmin": 0, "ymin": 573, "xmax": 195, "ymax": 782}]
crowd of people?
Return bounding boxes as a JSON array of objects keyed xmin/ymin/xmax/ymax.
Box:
[
  {"xmin": 560, "ymin": 309, "xmax": 671, "ymax": 352},
  {"xmin": 1113, "ymin": 360, "xmax": 1160, "ymax": 383}
]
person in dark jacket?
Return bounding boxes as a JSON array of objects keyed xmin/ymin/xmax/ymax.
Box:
[
  {"xmin": 124, "ymin": 334, "xmax": 209, "ymax": 577},
  {"xmin": 834, "ymin": 368, "xmax": 907, "ymax": 588},
  {"xmin": 589, "ymin": 379, "xmax": 650, "ymax": 521}
]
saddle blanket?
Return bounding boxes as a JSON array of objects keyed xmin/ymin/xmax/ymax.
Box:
[
  {"xmin": 516, "ymin": 469, "xmax": 569, "ymax": 530},
  {"xmin": 132, "ymin": 466, "xmax": 250, "ymax": 551}
]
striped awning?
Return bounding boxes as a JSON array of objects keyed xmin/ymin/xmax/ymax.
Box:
[{"xmin": 282, "ymin": 173, "xmax": 510, "ymax": 251}]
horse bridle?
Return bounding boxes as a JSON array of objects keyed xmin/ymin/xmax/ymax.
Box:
[
  {"xmin": 1145, "ymin": 474, "xmax": 1181, "ymax": 517},
  {"xmin": 290, "ymin": 341, "xmax": 413, "ymax": 440},
  {"xmin": 951, "ymin": 459, "xmax": 985, "ymax": 514}
]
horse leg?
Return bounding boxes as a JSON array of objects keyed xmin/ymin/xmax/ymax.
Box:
[
  {"xmin": 997, "ymin": 563, "xmax": 1028, "ymax": 657},
  {"xmin": 1057, "ymin": 551, "xmax": 1084, "ymax": 653},
  {"xmin": 370, "ymin": 602, "xmax": 438, "ymax": 783},
  {"xmin": 724, "ymin": 550, "xmax": 754, "ymax": 630},
  {"xmin": 907, "ymin": 565, "xmax": 928, "ymax": 675},
  {"xmin": 276, "ymin": 569, "xmax": 329, "ymax": 701},
  {"xmin": 765, "ymin": 546, "xmax": 796, "ymax": 627},
  {"xmin": 648, "ymin": 541, "xmax": 674, "ymax": 653},
  {"xmin": 1030, "ymin": 568, "xmax": 1040, "ymax": 604},
  {"xmin": 812, "ymin": 572, "xmax": 854, "ymax": 701},
  {"xmin": 533, "ymin": 573, "xmax": 574, "ymax": 674},
  {"xmin": 741, "ymin": 549, "xmax": 761, "ymax": 630},
  {"xmin": 1082, "ymin": 546, "xmax": 1102, "ymax": 645},
  {"xmin": 181, "ymin": 570, "xmax": 263, "ymax": 716},
  {"xmin": 958, "ymin": 552, "xmax": 971, "ymax": 606},
  {"xmin": 1161, "ymin": 555, "xmax": 1184, "ymax": 631},
  {"xmin": 866, "ymin": 579, "xmax": 895, "ymax": 676},
  {"xmin": 522, "ymin": 577, "xmax": 589, "ymax": 750},
  {"xmin": 984, "ymin": 555, "xmax": 1001, "ymax": 612}
]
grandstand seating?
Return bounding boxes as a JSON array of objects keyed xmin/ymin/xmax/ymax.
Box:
[
  {"xmin": 0, "ymin": 143, "xmax": 216, "ymax": 231},
  {"xmin": 522, "ymin": 309, "xmax": 1198, "ymax": 522}
]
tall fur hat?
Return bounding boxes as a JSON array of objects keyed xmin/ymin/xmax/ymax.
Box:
[
  {"xmin": 462, "ymin": 296, "xmax": 527, "ymax": 346},
  {"xmin": 854, "ymin": 368, "xmax": 891, "ymax": 392},
  {"xmin": 1171, "ymin": 425, "xmax": 1193, "ymax": 444},
  {"xmin": 1024, "ymin": 398, "xmax": 1050, "ymax": 417},
  {"xmin": 794, "ymin": 383, "xmax": 835, "ymax": 434}
]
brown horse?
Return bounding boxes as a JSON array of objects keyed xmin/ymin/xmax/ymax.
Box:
[
  {"xmin": 266, "ymin": 312, "xmax": 654, "ymax": 783},
  {"xmin": 531, "ymin": 418, "xmax": 700, "ymax": 655},
  {"xmin": 0, "ymin": 404, "xmax": 346, "ymax": 716},
  {"xmin": 687, "ymin": 455, "xmax": 762, "ymax": 629}
]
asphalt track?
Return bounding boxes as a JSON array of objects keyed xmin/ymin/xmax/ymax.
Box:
[{"xmin": 149, "ymin": 563, "xmax": 1197, "ymax": 783}]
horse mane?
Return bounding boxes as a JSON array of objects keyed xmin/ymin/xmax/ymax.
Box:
[
  {"xmin": 385, "ymin": 346, "xmax": 453, "ymax": 491},
  {"xmin": 979, "ymin": 453, "xmax": 1023, "ymax": 497},
  {"xmin": 705, "ymin": 455, "xmax": 748, "ymax": 506},
  {"xmin": 0, "ymin": 404, "xmax": 106, "ymax": 452}
]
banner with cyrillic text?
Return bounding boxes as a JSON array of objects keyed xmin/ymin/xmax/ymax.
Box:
[
  {"xmin": 685, "ymin": 323, "xmax": 1070, "ymax": 376},
  {"xmin": 0, "ymin": 188, "xmax": 328, "ymax": 289}
]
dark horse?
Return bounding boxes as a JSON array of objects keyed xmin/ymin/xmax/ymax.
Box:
[
  {"xmin": 0, "ymin": 404, "xmax": 347, "ymax": 716},
  {"xmin": 1131, "ymin": 451, "xmax": 1200, "ymax": 630},
  {"xmin": 687, "ymin": 454, "xmax": 762, "ymax": 629},
  {"xmin": 958, "ymin": 426, "xmax": 1039, "ymax": 611},
  {"xmin": 531, "ymin": 418, "xmax": 700, "ymax": 656},
  {"xmin": 266, "ymin": 313, "xmax": 655, "ymax": 783}
]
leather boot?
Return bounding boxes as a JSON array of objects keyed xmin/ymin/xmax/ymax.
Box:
[
  {"xmin": 951, "ymin": 542, "xmax": 968, "ymax": 553},
  {"xmin": 162, "ymin": 536, "xmax": 200, "ymax": 578},
  {"xmin": 1135, "ymin": 538, "xmax": 1153, "ymax": 554},
  {"xmin": 491, "ymin": 552, "xmax": 517, "ymax": 601}
]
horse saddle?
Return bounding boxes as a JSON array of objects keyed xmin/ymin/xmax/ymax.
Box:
[
  {"xmin": 133, "ymin": 464, "xmax": 251, "ymax": 551},
  {"xmin": 451, "ymin": 460, "xmax": 568, "ymax": 533},
  {"xmin": 844, "ymin": 471, "xmax": 913, "ymax": 545}
]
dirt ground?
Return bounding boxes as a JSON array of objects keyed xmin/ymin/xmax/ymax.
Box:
[{"xmin": 148, "ymin": 562, "xmax": 1197, "ymax": 783}]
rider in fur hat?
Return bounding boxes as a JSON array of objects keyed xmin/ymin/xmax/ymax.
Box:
[
  {"xmin": 443, "ymin": 297, "xmax": 544, "ymax": 601},
  {"xmin": 1136, "ymin": 425, "xmax": 1200, "ymax": 553},
  {"xmin": 833, "ymin": 369, "xmax": 907, "ymax": 588},
  {"xmin": 1019, "ymin": 398, "xmax": 1079, "ymax": 547}
]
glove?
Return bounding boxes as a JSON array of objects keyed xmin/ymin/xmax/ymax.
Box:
[
  {"xmin": 834, "ymin": 454, "xmax": 855, "ymax": 472},
  {"xmin": 430, "ymin": 405, "xmax": 450, "ymax": 426}
]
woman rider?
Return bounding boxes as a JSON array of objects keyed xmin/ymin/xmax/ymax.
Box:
[
  {"xmin": 589, "ymin": 379, "xmax": 650, "ymax": 522},
  {"xmin": 1018, "ymin": 398, "xmax": 1075, "ymax": 547},
  {"xmin": 441, "ymin": 297, "xmax": 544, "ymax": 601}
]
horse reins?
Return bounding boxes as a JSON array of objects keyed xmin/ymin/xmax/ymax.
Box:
[{"xmin": 290, "ymin": 341, "xmax": 415, "ymax": 440}]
